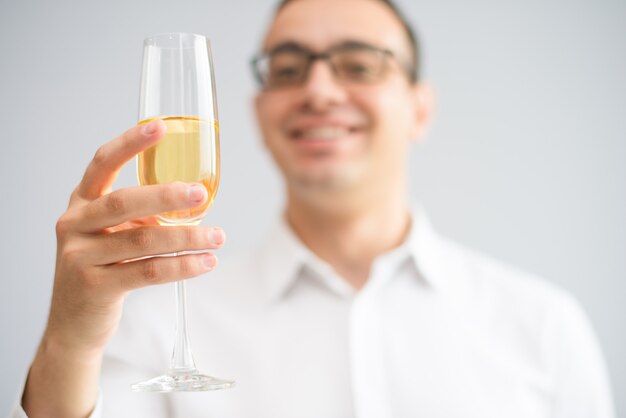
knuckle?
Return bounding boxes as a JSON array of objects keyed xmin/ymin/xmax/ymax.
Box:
[
  {"xmin": 184, "ymin": 227, "xmax": 199, "ymax": 247},
  {"xmin": 122, "ymin": 128, "xmax": 137, "ymax": 146},
  {"xmin": 160, "ymin": 182, "xmax": 185, "ymax": 207},
  {"xmin": 130, "ymin": 229, "xmax": 152, "ymax": 249},
  {"xmin": 60, "ymin": 244, "xmax": 84, "ymax": 267},
  {"xmin": 178, "ymin": 256, "xmax": 195, "ymax": 277},
  {"xmin": 55, "ymin": 214, "xmax": 73, "ymax": 237},
  {"xmin": 69, "ymin": 187, "xmax": 81, "ymax": 202},
  {"xmin": 92, "ymin": 145, "xmax": 108, "ymax": 167},
  {"xmin": 105, "ymin": 192, "xmax": 126, "ymax": 214},
  {"xmin": 81, "ymin": 269, "xmax": 103, "ymax": 291},
  {"xmin": 141, "ymin": 259, "xmax": 161, "ymax": 283},
  {"xmin": 121, "ymin": 129, "xmax": 132, "ymax": 144}
]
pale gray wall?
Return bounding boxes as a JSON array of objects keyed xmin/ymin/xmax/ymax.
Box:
[{"xmin": 1, "ymin": 0, "xmax": 624, "ymax": 415}]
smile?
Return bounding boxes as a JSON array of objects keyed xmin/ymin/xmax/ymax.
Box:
[{"xmin": 291, "ymin": 126, "xmax": 360, "ymax": 141}]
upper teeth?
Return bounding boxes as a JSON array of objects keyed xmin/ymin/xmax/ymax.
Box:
[{"xmin": 299, "ymin": 127, "xmax": 348, "ymax": 140}]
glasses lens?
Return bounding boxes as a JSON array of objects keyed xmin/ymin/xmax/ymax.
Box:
[
  {"xmin": 332, "ymin": 48, "xmax": 386, "ymax": 83},
  {"xmin": 261, "ymin": 51, "xmax": 308, "ymax": 88}
]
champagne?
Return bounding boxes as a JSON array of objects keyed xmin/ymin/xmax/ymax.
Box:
[{"xmin": 137, "ymin": 116, "xmax": 220, "ymax": 225}]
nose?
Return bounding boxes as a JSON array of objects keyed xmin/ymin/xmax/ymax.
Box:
[{"xmin": 298, "ymin": 60, "xmax": 348, "ymax": 111}]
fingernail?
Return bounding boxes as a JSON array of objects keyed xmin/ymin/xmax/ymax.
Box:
[
  {"xmin": 202, "ymin": 253, "xmax": 217, "ymax": 269},
  {"xmin": 188, "ymin": 184, "xmax": 207, "ymax": 203},
  {"xmin": 142, "ymin": 120, "xmax": 158, "ymax": 136},
  {"xmin": 210, "ymin": 227, "xmax": 225, "ymax": 246}
]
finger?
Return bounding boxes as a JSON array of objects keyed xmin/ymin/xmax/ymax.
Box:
[
  {"xmin": 108, "ymin": 216, "xmax": 160, "ymax": 233},
  {"xmin": 104, "ymin": 252, "xmax": 218, "ymax": 292},
  {"xmin": 76, "ymin": 182, "xmax": 207, "ymax": 233},
  {"xmin": 86, "ymin": 226, "xmax": 225, "ymax": 265},
  {"xmin": 77, "ymin": 119, "xmax": 166, "ymax": 200}
]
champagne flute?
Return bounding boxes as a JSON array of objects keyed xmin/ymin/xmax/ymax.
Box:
[{"xmin": 131, "ymin": 33, "xmax": 234, "ymax": 392}]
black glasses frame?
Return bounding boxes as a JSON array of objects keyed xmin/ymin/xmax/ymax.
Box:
[{"xmin": 251, "ymin": 43, "xmax": 407, "ymax": 89}]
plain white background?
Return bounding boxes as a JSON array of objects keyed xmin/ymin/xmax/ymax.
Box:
[{"xmin": 1, "ymin": 0, "xmax": 624, "ymax": 415}]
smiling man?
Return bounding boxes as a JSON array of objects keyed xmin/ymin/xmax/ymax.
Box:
[
  {"xmin": 14, "ymin": 0, "xmax": 614, "ymax": 417},
  {"xmin": 253, "ymin": 0, "xmax": 432, "ymax": 290}
]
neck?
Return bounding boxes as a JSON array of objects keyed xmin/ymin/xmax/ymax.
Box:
[{"xmin": 285, "ymin": 185, "xmax": 411, "ymax": 290}]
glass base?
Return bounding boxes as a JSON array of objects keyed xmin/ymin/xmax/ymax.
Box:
[{"xmin": 131, "ymin": 369, "xmax": 235, "ymax": 392}]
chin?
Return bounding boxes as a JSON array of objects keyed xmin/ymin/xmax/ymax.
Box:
[{"xmin": 290, "ymin": 164, "xmax": 364, "ymax": 195}]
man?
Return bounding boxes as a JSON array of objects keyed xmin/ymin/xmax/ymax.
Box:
[{"xmin": 14, "ymin": 0, "xmax": 614, "ymax": 417}]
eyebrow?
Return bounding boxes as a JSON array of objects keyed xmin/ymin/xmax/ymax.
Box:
[
  {"xmin": 333, "ymin": 40, "xmax": 386, "ymax": 52},
  {"xmin": 265, "ymin": 39, "xmax": 387, "ymax": 55},
  {"xmin": 266, "ymin": 41, "xmax": 311, "ymax": 55}
]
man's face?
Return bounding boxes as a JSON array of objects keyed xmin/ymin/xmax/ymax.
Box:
[{"xmin": 255, "ymin": 0, "xmax": 430, "ymax": 198}]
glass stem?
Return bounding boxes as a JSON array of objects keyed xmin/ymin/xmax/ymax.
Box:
[{"xmin": 169, "ymin": 280, "xmax": 197, "ymax": 374}]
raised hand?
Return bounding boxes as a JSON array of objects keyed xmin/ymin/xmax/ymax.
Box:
[{"xmin": 23, "ymin": 119, "xmax": 224, "ymax": 417}]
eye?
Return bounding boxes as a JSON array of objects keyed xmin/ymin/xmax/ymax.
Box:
[
  {"xmin": 267, "ymin": 53, "xmax": 306, "ymax": 85},
  {"xmin": 334, "ymin": 50, "xmax": 381, "ymax": 81},
  {"xmin": 343, "ymin": 62, "xmax": 373, "ymax": 76},
  {"xmin": 271, "ymin": 65, "xmax": 301, "ymax": 79},
  {"xmin": 337, "ymin": 60, "xmax": 376, "ymax": 81}
]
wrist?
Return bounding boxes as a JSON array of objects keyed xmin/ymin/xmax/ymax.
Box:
[
  {"xmin": 38, "ymin": 325, "xmax": 108, "ymax": 367},
  {"xmin": 23, "ymin": 334, "xmax": 103, "ymax": 418},
  {"xmin": 45, "ymin": 295, "xmax": 124, "ymax": 354}
]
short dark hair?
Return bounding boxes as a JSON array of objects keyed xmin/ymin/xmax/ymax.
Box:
[{"xmin": 275, "ymin": 0, "xmax": 421, "ymax": 83}]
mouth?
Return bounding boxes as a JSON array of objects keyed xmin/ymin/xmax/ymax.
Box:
[{"xmin": 290, "ymin": 125, "xmax": 362, "ymax": 142}]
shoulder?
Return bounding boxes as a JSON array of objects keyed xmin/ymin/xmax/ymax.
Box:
[
  {"xmin": 434, "ymin": 236, "xmax": 598, "ymax": 357},
  {"xmin": 440, "ymin": 234, "xmax": 604, "ymax": 343},
  {"xmin": 440, "ymin": 236, "xmax": 579, "ymax": 316},
  {"xmin": 438, "ymin": 238, "xmax": 614, "ymax": 413}
]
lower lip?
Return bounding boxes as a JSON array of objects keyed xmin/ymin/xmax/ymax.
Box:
[{"xmin": 291, "ymin": 130, "xmax": 360, "ymax": 150}]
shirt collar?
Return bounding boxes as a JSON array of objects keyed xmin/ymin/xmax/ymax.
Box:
[
  {"xmin": 256, "ymin": 207, "xmax": 450, "ymax": 302},
  {"xmin": 255, "ymin": 215, "xmax": 328, "ymax": 302},
  {"xmin": 405, "ymin": 206, "xmax": 450, "ymax": 292},
  {"xmin": 361, "ymin": 206, "xmax": 450, "ymax": 293}
]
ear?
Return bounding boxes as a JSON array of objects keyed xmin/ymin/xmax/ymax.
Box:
[
  {"xmin": 408, "ymin": 83, "xmax": 434, "ymax": 143},
  {"xmin": 253, "ymin": 93, "xmax": 269, "ymax": 149}
]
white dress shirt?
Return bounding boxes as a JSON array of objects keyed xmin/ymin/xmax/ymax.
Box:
[{"xmin": 12, "ymin": 209, "xmax": 614, "ymax": 418}]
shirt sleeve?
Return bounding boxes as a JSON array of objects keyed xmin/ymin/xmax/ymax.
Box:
[
  {"xmin": 547, "ymin": 294, "xmax": 615, "ymax": 418},
  {"xmin": 8, "ymin": 372, "xmax": 103, "ymax": 418},
  {"xmin": 8, "ymin": 355, "xmax": 169, "ymax": 418}
]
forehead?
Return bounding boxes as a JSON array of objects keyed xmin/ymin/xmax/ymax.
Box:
[{"xmin": 262, "ymin": 0, "xmax": 409, "ymax": 53}]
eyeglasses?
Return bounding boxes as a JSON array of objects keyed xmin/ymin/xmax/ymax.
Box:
[{"xmin": 251, "ymin": 42, "xmax": 408, "ymax": 89}]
